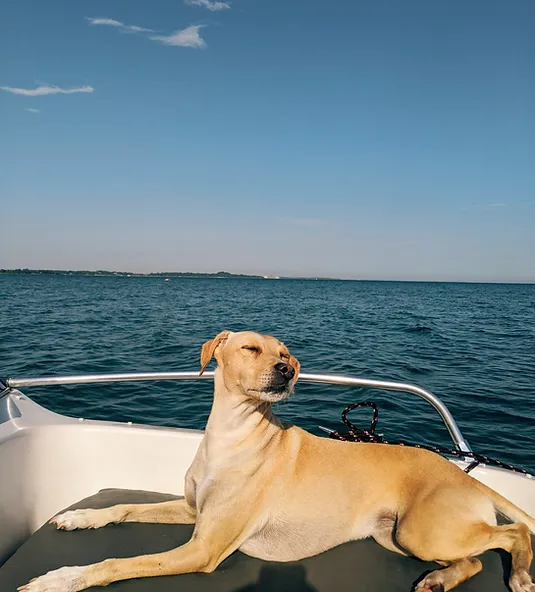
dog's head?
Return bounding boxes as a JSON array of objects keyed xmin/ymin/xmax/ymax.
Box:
[{"xmin": 199, "ymin": 330, "xmax": 300, "ymax": 403}]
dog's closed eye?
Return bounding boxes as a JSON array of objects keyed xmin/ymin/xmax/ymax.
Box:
[{"xmin": 242, "ymin": 345, "xmax": 261, "ymax": 354}]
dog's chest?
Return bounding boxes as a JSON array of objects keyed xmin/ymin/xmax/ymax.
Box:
[
  {"xmin": 194, "ymin": 462, "xmax": 245, "ymax": 510},
  {"xmin": 195, "ymin": 471, "xmax": 217, "ymax": 506}
]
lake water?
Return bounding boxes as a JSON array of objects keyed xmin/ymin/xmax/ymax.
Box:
[{"xmin": 1, "ymin": 275, "xmax": 534, "ymax": 471}]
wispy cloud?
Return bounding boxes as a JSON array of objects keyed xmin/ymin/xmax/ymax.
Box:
[
  {"xmin": 25, "ymin": 108, "xmax": 41, "ymax": 113},
  {"xmin": 86, "ymin": 16, "xmax": 207, "ymax": 49},
  {"xmin": 86, "ymin": 17, "xmax": 154, "ymax": 33},
  {"xmin": 185, "ymin": 0, "xmax": 230, "ymax": 11},
  {"xmin": 486, "ymin": 203, "xmax": 506, "ymax": 208},
  {"xmin": 0, "ymin": 85, "xmax": 94, "ymax": 96},
  {"xmin": 150, "ymin": 25, "xmax": 206, "ymax": 48}
]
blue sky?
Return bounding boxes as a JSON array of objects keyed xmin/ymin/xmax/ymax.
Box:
[{"xmin": 1, "ymin": 0, "xmax": 534, "ymax": 282}]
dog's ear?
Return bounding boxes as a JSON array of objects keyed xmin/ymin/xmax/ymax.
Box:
[
  {"xmin": 200, "ymin": 330, "xmax": 232, "ymax": 376},
  {"xmin": 289, "ymin": 355, "xmax": 301, "ymax": 383}
]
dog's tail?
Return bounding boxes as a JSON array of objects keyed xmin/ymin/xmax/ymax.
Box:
[{"xmin": 475, "ymin": 480, "xmax": 535, "ymax": 534}]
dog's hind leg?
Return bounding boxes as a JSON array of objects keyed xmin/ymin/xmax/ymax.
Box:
[
  {"xmin": 414, "ymin": 557, "xmax": 483, "ymax": 592},
  {"xmin": 411, "ymin": 522, "xmax": 535, "ymax": 592},
  {"xmin": 50, "ymin": 498, "xmax": 196, "ymax": 530},
  {"xmin": 396, "ymin": 492, "xmax": 534, "ymax": 592},
  {"xmin": 493, "ymin": 523, "xmax": 534, "ymax": 592}
]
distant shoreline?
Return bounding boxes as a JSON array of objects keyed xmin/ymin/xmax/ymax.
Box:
[
  {"xmin": 0, "ymin": 269, "xmax": 267, "ymax": 279},
  {"xmin": 0, "ymin": 269, "xmax": 334, "ymax": 280},
  {"xmin": 1, "ymin": 269, "xmax": 534, "ymax": 284}
]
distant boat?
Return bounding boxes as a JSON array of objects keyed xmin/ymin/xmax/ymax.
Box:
[{"xmin": 164, "ymin": 278, "xmax": 170, "ymax": 282}]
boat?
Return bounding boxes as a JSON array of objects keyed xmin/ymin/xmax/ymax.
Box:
[{"xmin": 0, "ymin": 371, "xmax": 533, "ymax": 591}]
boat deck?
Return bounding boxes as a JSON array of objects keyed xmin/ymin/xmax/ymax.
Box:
[{"xmin": 1, "ymin": 488, "xmax": 533, "ymax": 591}]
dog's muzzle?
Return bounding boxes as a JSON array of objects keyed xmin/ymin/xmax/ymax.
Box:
[{"xmin": 250, "ymin": 365, "xmax": 295, "ymax": 402}]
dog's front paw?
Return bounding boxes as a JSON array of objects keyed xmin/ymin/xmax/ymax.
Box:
[
  {"xmin": 50, "ymin": 508, "xmax": 111, "ymax": 531},
  {"xmin": 17, "ymin": 566, "xmax": 86, "ymax": 592}
]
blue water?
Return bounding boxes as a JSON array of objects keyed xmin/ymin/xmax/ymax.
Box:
[{"xmin": 1, "ymin": 275, "xmax": 534, "ymax": 471}]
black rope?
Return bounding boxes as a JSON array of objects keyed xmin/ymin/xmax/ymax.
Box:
[{"xmin": 329, "ymin": 402, "xmax": 535, "ymax": 478}]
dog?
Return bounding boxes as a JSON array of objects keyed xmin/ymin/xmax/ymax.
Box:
[{"xmin": 20, "ymin": 330, "xmax": 535, "ymax": 592}]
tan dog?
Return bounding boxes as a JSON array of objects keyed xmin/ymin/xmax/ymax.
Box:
[{"xmin": 20, "ymin": 330, "xmax": 535, "ymax": 592}]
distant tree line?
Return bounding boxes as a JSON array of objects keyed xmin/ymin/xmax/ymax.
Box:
[{"xmin": 0, "ymin": 269, "xmax": 264, "ymax": 279}]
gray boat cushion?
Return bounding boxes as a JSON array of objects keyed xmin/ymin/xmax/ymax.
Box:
[{"xmin": 0, "ymin": 488, "xmax": 533, "ymax": 591}]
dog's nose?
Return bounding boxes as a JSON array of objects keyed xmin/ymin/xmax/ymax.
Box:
[{"xmin": 274, "ymin": 362, "xmax": 295, "ymax": 380}]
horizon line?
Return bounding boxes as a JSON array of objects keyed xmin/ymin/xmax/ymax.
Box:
[{"xmin": 1, "ymin": 268, "xmax": 534, "ymax": 285}]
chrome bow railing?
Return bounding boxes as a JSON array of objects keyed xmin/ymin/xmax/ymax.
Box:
[{"xmin": 3, "ymin": 371, "xmax": 471, "ymax": 453}]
